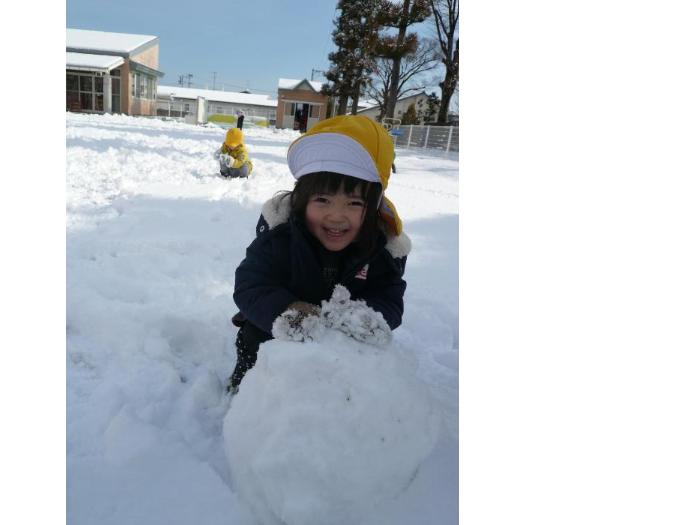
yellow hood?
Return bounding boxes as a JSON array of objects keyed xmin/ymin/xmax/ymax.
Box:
[{"xmin": 224, "ymin": 128, "xmax": 244, "ymax": 148}]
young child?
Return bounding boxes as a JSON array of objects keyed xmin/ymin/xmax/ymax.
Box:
[
  {"xmin": 227, "ymin": 115, "xmax": 411, "ymax": 393},
  {"xmin": 216, "ymin": 127, "xmax": 253, "ymax": 178}
]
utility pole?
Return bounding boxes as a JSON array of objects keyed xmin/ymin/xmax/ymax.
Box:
[
  {"xmin": 177, "ymin": 75, "xmax": 184, "ymax": 86},
  {"xmin": 186, "ymin": 74, "xmax": 193, "ymax": 88},
  {"xmin": 212, "ymin": 72, "xmax": 217, "ymax": 90},
  {"xmin": 311, "ymin": 68, "xmax": 325, "ymax": 81}
]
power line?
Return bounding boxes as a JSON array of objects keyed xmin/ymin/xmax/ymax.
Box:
[
  {"xmin": 177, "ymin": 74, "xmax": 194, "ymax": 87},
  {"xmin": 161, "ymin": 73, "xmax": 278, "ymax": 95}
]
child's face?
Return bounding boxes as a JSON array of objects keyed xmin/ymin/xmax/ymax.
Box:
[{"xmin": 305, "ymin": 187, "xmax": 366, "ymax": 251}]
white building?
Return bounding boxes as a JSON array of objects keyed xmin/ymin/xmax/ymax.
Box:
[
  {"xmin": 357, "ymin": 91, "xmax": 438, "ymax": 124},
  {"xmin": 157, "ymin": 85, "xmax": 278, "ymax": 126}
]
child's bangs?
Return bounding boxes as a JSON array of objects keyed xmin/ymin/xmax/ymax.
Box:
[{"xmin": 306, "ymin": 172, "xmax": 371, "ymax": 199}]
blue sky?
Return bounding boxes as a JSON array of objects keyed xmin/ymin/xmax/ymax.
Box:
[{"xmin": 67, "ymin": 0, "xmax": 342, "ymax": 95}]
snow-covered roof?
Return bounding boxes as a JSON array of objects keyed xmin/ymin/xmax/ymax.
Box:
[
  {"xmin": 278, "ymin": 78, "xmax": 324, "ymax": 93},
  {"xmin": 66, "ymin": 28, "xmax": 158, "ymax": 55},
  {"xmin": 66, "ymin": 52, "xmax": 124, "ymax": 72},
  {"xmin": 357, "ymin": 91, "xmax": 429, "ymax": 113},
  {"xmin": 158, "ymin": 85, "xmax": 278, "ymax": 107}
]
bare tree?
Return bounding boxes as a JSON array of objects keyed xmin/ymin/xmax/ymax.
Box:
[
  {"xmin": 429, "ymin": 0, "xmax": 458, "ymax": 124},
  {"xmin": 365, "ymin": 39, "xmax": 438, "ymax": 121}
]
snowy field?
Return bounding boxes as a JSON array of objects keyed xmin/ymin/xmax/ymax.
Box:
[{"xmin": 66, "ymin": 113, "xmax": 459, "ymax": 524}]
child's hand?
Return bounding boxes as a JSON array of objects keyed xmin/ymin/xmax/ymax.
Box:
[
  {"xmin": 219, "ymin": 154, "xmax": 234, "ymax": 167},
  {"xmin": 321, "ymin": 285, "xmax": 392, "ymax": 347},
  {"xmin": 272, "ymin": 302, "xmax": 322, "ymax": 342},
  {"xmin": 288, "ymin": 301, "xmax": 321, "ymax": 317}
]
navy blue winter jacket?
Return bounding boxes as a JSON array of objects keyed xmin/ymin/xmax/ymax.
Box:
[{"xmin": 233, "ymin": 193, "xmax": 411, "ymax": 335}]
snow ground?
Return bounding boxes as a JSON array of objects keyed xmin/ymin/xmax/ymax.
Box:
[{"xmin": 66, "ymin": 113, "xmax": 458, "ymax": 524}]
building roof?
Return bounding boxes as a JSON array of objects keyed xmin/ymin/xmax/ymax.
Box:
[
  {"xmin": 66, "ymin": 52, "xmax": 125, "ymax": 73},
  {"xmin": 66, "ymin": 28, "xmax": 158, "ymax": 56},
  {"xmin": 357, "ymin": 91, "xmax": 429, "ymax": 113},
  {"xmin": 278, "ymin": 78, "xmax": 324, "ymax": 93},
  {"xmin": 158, "ymin": 85, "xmax": 278, "ymax": 107}
]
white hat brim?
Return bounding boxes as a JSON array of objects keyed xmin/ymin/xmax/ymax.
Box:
[{"xmin": 287, "ymin": 133, "xmax": 380, "ymax": 184}]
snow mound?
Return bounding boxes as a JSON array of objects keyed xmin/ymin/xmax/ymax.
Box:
[{"xmin": 222, "ymin": 330, "xmax": 441, "ymax": 525}]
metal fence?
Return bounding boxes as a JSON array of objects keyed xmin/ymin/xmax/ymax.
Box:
[{"xmin": 390, "ymin": 124, "xmax": 458, "ymax": 153}]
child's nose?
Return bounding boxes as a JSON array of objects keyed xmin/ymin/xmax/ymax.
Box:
[
  {"xmin": 325, "ymin": 205, "xmax": 347, "ymax": 221},
  {"xmin": 328, "ymin": 201, "xmax": 345, "ymax": 213}
]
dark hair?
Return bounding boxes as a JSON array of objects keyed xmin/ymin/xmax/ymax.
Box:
[{"xmin": 288, "ymin": 171, "xmax": 383, "ymax": 255}]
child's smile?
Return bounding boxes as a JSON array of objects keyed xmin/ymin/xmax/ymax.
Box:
[{"xmin": 305, "ymin": 190, "xmax": 366, "ymax": 251}]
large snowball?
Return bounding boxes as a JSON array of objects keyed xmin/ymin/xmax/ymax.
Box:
[{"xmin": 222, "ymin": 330, "xmax": 441, "ymax": 525}]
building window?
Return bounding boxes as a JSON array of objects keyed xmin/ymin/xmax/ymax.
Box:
[
  {"xmin": 80, "ymin": 92, "xmax": 94, "ymax": 111},
  {"xmin": 67, "ymin": 74, "xmax": 79, "ymax": 91},
  {"xmin": 67, "ymin": 73, "xmax": 80, "ymax": 111},
  {"xmin": 147, "ymin": 77, "xmax": 156, "ymax": 99},
  {"xmin": 111, "ymin": 74, "xmax": 121, "ymax": 113},
  {"xmin": 132, "ymin": 72, "xmax": 156, "ymax": 100},
  {"xmin": 184, "ymin": 103, "xmax": 190, "ymax": 113},
  {"xmin": 67, "ymin": 71, "xmax": 106, "ymax": 112},
  {"xmin": 80, "ymin": 76, "xmax": 93, "ymax": 92}
]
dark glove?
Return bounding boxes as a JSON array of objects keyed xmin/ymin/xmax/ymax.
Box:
[{"xmin": 271, "ymin": 301, "xmax": 322, "ymax": 342}]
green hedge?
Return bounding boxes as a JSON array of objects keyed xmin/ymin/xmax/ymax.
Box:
[{"xmin": 208, "ymin": 114, "xmax": 236, "ymax": 124}]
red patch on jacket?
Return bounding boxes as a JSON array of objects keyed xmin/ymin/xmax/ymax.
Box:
[{"xmin": 355, "ymin": 264, "xmax": 369, "ymax": 280}]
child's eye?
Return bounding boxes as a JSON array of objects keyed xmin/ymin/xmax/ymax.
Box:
[
  {"xmin": 312, "ymin": 196, "xmax": 329, "ymax": 204},
  {"xmin": 349, "ymin": 200, "xmax": 365, "ymax": 207}
]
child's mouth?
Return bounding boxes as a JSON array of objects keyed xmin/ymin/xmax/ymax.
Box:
[{"xmin": 323, "ymin": 227, "xmax": 348, "ymax": 238}]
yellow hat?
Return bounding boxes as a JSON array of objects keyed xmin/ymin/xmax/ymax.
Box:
[
  {"xmin": 224, "ymin": 128, "xmax": 244, "ymax": 148},
  {"xmin": 287, "ymin": 115, "xmax": 402, "ymax": 235}
]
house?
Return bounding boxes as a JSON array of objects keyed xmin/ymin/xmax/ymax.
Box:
[
  {"xmin": 156, "ymin": 85, "xmax": 278, "ymax": 126},
  {"xmin": 357, "ymin": 91, "xmax": 438, "ymax": 125},
  {"xmin": 276, "ymin": 78, "xmax": 330, "ymax": 131},
  {"xmin": 66, "ymin": 28, "xmax": 164, "ymax": 116}
]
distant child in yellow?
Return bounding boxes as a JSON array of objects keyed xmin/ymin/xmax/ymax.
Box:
[{"xmin": 216, "ymin": 128, "xmax": 253, "ymax": 178}]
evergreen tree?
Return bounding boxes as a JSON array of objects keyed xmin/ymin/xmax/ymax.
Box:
[
  {"xmin": 423, "ymin": 91, "xmax": 440, "ymax": 123},
  {"xmin": 324, "ymin": 0, "xmax": 382, "ymax": 115},
  {"xmin": 401, "ymin": 103, "xmax": 419, "ymax": 125},
  {"xmin": 374, "ymin": 0, "xmax": 432, "ymax": 120}
]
